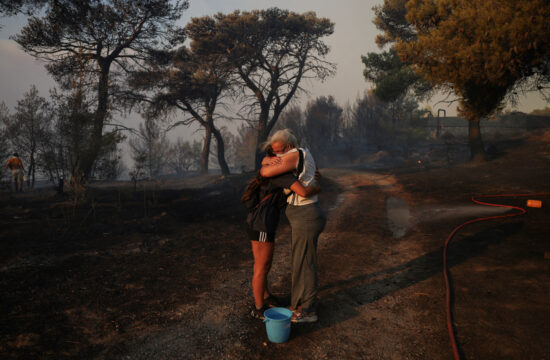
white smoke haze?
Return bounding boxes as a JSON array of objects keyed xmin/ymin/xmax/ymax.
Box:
[{"xmin": 386, "ymin": 197, "xmax": 511, "ymax": 238}]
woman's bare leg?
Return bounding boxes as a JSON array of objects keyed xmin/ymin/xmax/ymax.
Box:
[{"xmin": 251, "ymin": 240, "xmax": 274, "ymax": 309}]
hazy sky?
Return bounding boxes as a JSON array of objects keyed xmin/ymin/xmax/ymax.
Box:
[{"xmin": 1, "ymin": 0, "xmax": 548, "ymax": 143}]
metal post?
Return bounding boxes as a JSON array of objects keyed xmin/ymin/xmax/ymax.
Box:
[{"xmin": 437, "ymin": 109, "xmax": 446, "ymax": 137}]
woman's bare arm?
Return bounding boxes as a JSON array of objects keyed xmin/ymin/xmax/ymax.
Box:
[
  {"xmin": 259, "ymin": 151, "xmax": 299, "ymax": 178},
  {"xmin": 261, "ymin": 156, "xmax": 282, "ymax": 166},
  {"xmin": 290, "ymin": 181, "xmax": 321, "ymax": 197}
]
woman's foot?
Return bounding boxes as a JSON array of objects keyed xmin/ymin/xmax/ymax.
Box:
[
  {"xmin": 291, "ymin": 309, "xmax": 318, "ymax": 323},
  {"xmin": 250, "ymin": 305, "xmax": 269, "ymax": 320},
  {"xmin": 289, "ymin": 306, "xmax": 318, "ymax": 323}
]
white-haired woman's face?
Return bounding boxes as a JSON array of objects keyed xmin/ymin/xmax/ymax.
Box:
[{"xmin": 271, "ymin": 141, "xmax": 290, "ymax": 155}]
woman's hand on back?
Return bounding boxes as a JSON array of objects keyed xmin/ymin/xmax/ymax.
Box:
[
  {"xmin": 260, "ymin": 151, "xmax": 299, "ymax": 178},
  {"xmin": 261, "ymin": 156, "xmax": 282, "ymax": 167}
]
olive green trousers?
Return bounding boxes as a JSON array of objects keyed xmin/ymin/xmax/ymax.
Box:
[{"xmin": 285, "ymin": 202, "xmax": 326, "ymax": 311}]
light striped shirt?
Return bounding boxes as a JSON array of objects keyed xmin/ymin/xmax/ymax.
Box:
[{"xmin": 283, "ymin": 148, "xmax": 318, "ymax": 206}]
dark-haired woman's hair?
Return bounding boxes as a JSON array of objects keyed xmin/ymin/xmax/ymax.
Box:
[{"xmin": 241, "ymin": 171, "xmax": 268, "ymax": 203}]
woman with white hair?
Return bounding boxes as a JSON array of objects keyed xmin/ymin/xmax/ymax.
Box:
[
  {"xmin": 243, "ymin": 144, "xmax": 321, "ymax": 320},
  {"xmin": 260, "ymin": 128, "xmax": 326, "ymax": 323}
]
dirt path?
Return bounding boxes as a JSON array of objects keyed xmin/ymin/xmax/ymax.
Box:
[
  {"xmin": 181, "ymin": 166, "xmax": 548, "ymax": 360},
  {"xmin": 119, "ymin": 168, "xmax": 454, "ymax": 360}
]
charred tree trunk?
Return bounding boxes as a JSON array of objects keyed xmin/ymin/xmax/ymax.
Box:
[
  {"xmin": 82, "ymin": 61, "xmax": 111, "ymax": 179},
  {"xmin": 211, "ymin": 127, "xmax": 230, "ymax": 176},
  {"xmin": 467, "ymin": 117, "xmax": 486, "ymax": 162},
  {"xmin": 254, "ymin": 107, "xmax": 284, "ymax": 169},
  {"xmin": 254, "ymin": 105, "xmax": 271, "ymax": 170},
  {"xmin": 29, "ymin": 149, "xmax": 35, "ymax": 188},
  {"xmin": 200, "ymin": 125, "xmax": 212, "ymax": 175}
]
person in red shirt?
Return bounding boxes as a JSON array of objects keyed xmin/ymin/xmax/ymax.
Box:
[{"xmin": 6, "ymin": 153, "xmax": 25, "ymax": 192}]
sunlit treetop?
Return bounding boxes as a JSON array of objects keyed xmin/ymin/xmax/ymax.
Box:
[{"xmin": 397, "ymin": 0, "xmax": 550, "ymax": 120}]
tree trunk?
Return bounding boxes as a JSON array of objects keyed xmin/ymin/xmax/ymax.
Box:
[
  {"xmin": 254, "ymin": 131, "xmax": 267, "ymax": 170},
  {"xmin": 147, "ymin": 140, "xmax": 153, "ymax": 178},
  {"xmin": 30, "ymin": 157, "xmax": 35, "ymax": 188},
  {"xmin": 211, "ymin": 126, "xmax": 230, "ymax": 176},
  {"xmin": 26, "ymin": 166, "xmax": 32, "ymax": 188},
  {"xmin": 254, "ymin": 108, "xmax": 270, "ymax": 170},
  {"xmin": 200, "ymin": 125, "xmax": 212, "ymax": 175},
  {"xmin": 82, "ymin": 62, "xmax": 110, "ymax": 179},
  {"xmin": 468, "ymin": 117, "xmax": 486, "ymax": 162},
  {"xmin": 254, "ymin": 105, "xmax": 284, "ymax": 169},
  {"xmin": 28, "ymin": 147, "xmax": 35, "ymax": 188}
]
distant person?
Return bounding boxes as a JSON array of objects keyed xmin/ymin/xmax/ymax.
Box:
[
  {"xmin": 242, "ymin": 146, "xmax": 320, "ymax": 320},
  {"xmin": 6, "ymin": 153, "xmax": 25, "ymax": 192},
  {"xmin": 260, "ymin": 129, "xmax": 326, "ymax": 323}
]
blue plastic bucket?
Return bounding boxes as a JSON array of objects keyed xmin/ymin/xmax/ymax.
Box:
[{"xmin": 263, "ymin": 307, "xmax": 292, "ymax": 343}]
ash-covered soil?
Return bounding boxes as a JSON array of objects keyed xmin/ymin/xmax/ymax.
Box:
[{"xmin": 1, "ymin": 130, "xmax": 549, "ymax": 360}]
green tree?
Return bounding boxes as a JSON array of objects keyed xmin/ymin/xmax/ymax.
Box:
[
  {"xmin": 186, "ymin": 8, "xmax": 336, "ymax": 168},
  {"xmin": 397, "ymin": 0, "xmax": 550, "ymax": 161},
  {"xmin": 14, "ymin": 0, "xmax": 189, "ymax": 177},
  {"xmin": 363, "ymin": 0, "xmax": 432, "ymax": 106},
  {"xmin": 362, "ymin": 48, "xmax": 431, "ymax": 103}
]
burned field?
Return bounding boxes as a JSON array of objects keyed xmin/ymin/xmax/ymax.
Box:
[{"xmin": 1, "ymin": 131, "xmax": 549, "ymax": 360}]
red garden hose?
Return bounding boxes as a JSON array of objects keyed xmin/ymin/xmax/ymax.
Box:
[{"xmin": 443, "ymin": 193, "xmax": 548, "ymax": 360}]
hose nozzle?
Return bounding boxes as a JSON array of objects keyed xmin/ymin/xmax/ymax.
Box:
[{"xmin": 526, "ymin": 199, "xmax": 542, "ymax": 208}]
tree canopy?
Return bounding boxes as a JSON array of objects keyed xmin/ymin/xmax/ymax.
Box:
[
  {"xmin": 372, "ymin": 0, "xmax": 416, "ymax": 48},
  {"xmin": 0, "ymin": 0, "xmax": 47, "ymax": 17},
  {"xmin": 363, "ymin": 0, "xmax": 431, "ymax": 104},
  {"xmin": 185, "ymin": 8, "xmax": 336, "ymax": 167},
  {"xmin": 396, "ymin": 0, "xmax": 550, "ymax": 160},
  {"xmin": 130, "ymin": 44, "xmax": 234, "ymax": 175},
  {"xmin": 13, "ymin": 0, "xmax": 189, "ymax": 177},
  {"xmin": 362, "ymin": 48, "xmax": 431, "ymax": 102}
]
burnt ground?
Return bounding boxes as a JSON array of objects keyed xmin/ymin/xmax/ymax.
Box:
[{"xmin": 1, "ymin": 130, "xmax": 549, "ymax": 360}]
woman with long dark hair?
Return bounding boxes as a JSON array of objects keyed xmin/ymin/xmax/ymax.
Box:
[
  {"xmin": 259, "ymin": 129, "xmax": 326, "ymax": 323},
  {"xmin": 242, "ymin": 147, "xmax": 320, "ymax": 319}
]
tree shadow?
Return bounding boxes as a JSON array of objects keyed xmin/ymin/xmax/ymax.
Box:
[{"xmin": 292, "ymin": 221, "xmax": 523, "ymax": 338}]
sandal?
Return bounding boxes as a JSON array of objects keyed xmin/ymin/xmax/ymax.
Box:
[
  {"xmin": 250, "ymin": 305, "xmax": 269, "ymax": 320},
  {"xmin": 291, "ymin": 310, "xmax": 318, "ymax": 323}
]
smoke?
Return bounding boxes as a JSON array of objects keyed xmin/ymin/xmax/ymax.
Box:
[
  {"xmin": 415, "ymin": 204, "xmax": 510, "ymax": 222},
  {"xmin": 386, "ymin": 197, "xmax": 511, "ymax": 238},
  {"xmin": 386, "ymin": 197, "xmax": 410, "ymax": 239}
]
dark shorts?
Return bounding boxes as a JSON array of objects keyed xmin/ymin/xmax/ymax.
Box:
[{"xmin": 247, "ymin": 227, "xmax": 275, "ymax": 243}]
